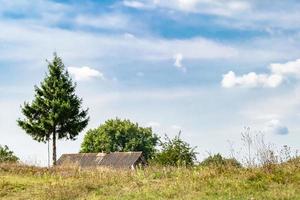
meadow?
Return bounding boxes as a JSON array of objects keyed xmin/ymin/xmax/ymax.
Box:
[{"xmin": 0, "ymin": 159, "xmax": 299, "ymax": 200}]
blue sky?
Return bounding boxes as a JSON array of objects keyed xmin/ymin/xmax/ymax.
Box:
[{"xmin": 1, "ymin": 0, "xmax": 300, "ymax": 165}]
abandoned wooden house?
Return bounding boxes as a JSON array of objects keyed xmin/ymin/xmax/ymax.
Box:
[{"xmin": 56, "ymin": 151, "xmax": 147, "ymax": 169}]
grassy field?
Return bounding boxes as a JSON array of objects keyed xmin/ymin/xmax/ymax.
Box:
[{"xmin": 0, "ymin": 161, "xmax": 299, "ymax": 200}]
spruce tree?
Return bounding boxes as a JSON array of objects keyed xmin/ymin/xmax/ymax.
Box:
[{"xmin": 17, "ymin": 53, "xmax": 89, "ymax": 165}]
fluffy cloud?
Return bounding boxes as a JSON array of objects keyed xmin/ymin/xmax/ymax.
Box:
[
  {"xmin": 68, "ymin": 66, "xmax": 104, "ymax": 81},
  {"xmin": 222, "ymin": 58, "xmax": 300, "ymax": 88},
  {"xmin": 222, "ymin": 71, "xmax": 283, "ymax": 88},
  {"xmin": 264, "ymin": 119, "xmax": 289, "ymax": 135},
  {"xmin": 270, "ymin": 59, "xmax": 300, "ymax": 76}
]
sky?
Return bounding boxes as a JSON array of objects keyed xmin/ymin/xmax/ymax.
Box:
[{"xmin": 1, "ymin": 0, "xmax": 300, "ymax": 165}]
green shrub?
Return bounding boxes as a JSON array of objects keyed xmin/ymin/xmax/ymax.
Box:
[
  {"xmin": 0, "ymin": 145, "xmax": 19, "ymax": 163},
  {"xmin": 153, "ymin": 132, "xmax": 197, "ymax": 167},
  {"xmin": 200, "ymin": 153, "xmax": 241, "ymax": 168}
]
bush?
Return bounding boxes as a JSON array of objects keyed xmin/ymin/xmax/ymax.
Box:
[
  {"xmin": 200, "ymin": 153, "xmax": 241, "ymax": 168},
  {"xmin": 0, "ymin": 145, "xmax": 19, "ymax": 163},
  {"xmin": 153, "ymin": 132, "xmax": 197, "ymax": 167},
  {"xmin": 80, "ymin": 118, "xmax": 159, "ymax": 160}
]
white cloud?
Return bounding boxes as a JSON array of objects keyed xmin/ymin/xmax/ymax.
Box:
[
  {"xmin": 0, "ymin": 0, "xmax": 69, "ymax": 15},
  {"xmin": 173, "ymin": 53, "xmax": 186, "ymax": 72},
  {"xmin": 222, "ymin": 71, "xmax": 283, "ymax": 88},
  {"xmin": 264, "ymin": 119, "xmax": 289, "ymax": 135},
  {"xmin": 123, "ymin": 0, "xmax": 250, "ymax": 16},
  {"xmin": 270, "ymin": 59, "xmax": 300, "ymax": 76},
  {"xmin": 123, "ymin": 0, "xmax": 148, "ymax": 9},
  {"xmin": 219, "ymin": 6, "xmax": 300, "ymax": 31},
  {"xmin": 222, "ymin": 58, "xmax": 300, "ymax": 88},
  {"xmin": 0, "ymin": 19, "xmax": 238, "ymax": 66},
  {"xmin": 177, "ymin": 0, "xmax": 199, "ymax": 12},
  {"xmin": 177, "ymin": 0, "xmax": 250, "ymax": 16},
  {"xmin": 0, "ymin": 0, "xmax": 71, "ymax": 27},
  {"xmin": 124, "ymin": 33, "xmax": 135, "ymax": 39},
  {"xmin": 174, "ymin": 53, "xmax": 183, "ymax": 68},
  {"xmin": 68, "ymin": 66, "xmax": 104, "ymax": 81},
  {"xmin": 122, "ymin": 1, "xmax": 300, "ymax": 31}
]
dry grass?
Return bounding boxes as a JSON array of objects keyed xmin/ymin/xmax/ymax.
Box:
[{"xmin": 0, "ymin": 161, "xmax": 300, "ymax": 200}]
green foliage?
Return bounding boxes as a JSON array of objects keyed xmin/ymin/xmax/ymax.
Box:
[
  {"xmin": 153, "ymin": 132, "xmax": 197, "ymax": 166},
  {"xmin": 0, "ymin": 145, "xmax": 19, "ymax": 163},
  {"xmin": 200, "ymin": 153, "xmax": 242, "ymax": 168},
  {"xmin": 17, "ymin": 53, "xmax": 89, "ymax": 165},
  {"xmin": 80, "ymin": 118, "xmax": 158, "ymax": 160}
]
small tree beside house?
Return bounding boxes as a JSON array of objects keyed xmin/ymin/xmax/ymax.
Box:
[
  {"xmin": 153, "ymin": 132, "xmax": 197, "ymax": 167},
  {"xmin": 17, "ymin": 53, "xmax": 89, "ymax": 166}
]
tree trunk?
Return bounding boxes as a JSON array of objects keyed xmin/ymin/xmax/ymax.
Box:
[
  {"xmin": 48, "ymin": 138, "xmax": 50, "ymax": 168},
  {"xmin": 52, "ymin": 131, "xmax": 57, "ymax": 166}
]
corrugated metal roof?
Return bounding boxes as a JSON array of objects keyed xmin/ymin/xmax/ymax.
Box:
[
  {"xmin": 99, "ymin": 152, "xmax": 143, "ymax": 168},
  {"xmin": 56, "ymin": 152, "xmax": 145, "ymax": 169},
  {"xmin": 56, "ymin": 153, "xmax": 104, "ymax": 167}
]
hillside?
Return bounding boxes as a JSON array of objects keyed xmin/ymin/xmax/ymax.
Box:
[{"xmin": 0, "ymin": 161, "xmax": 299, "ymax": 200}]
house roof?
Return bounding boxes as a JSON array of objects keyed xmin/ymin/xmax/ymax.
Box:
[
  {"xmin": 56, "ymin": 152, "xmax": 145, "ymax": 169},
  {"xmin": 99, "ymin": 152, "xmax": 143, "ymax": 168}
]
